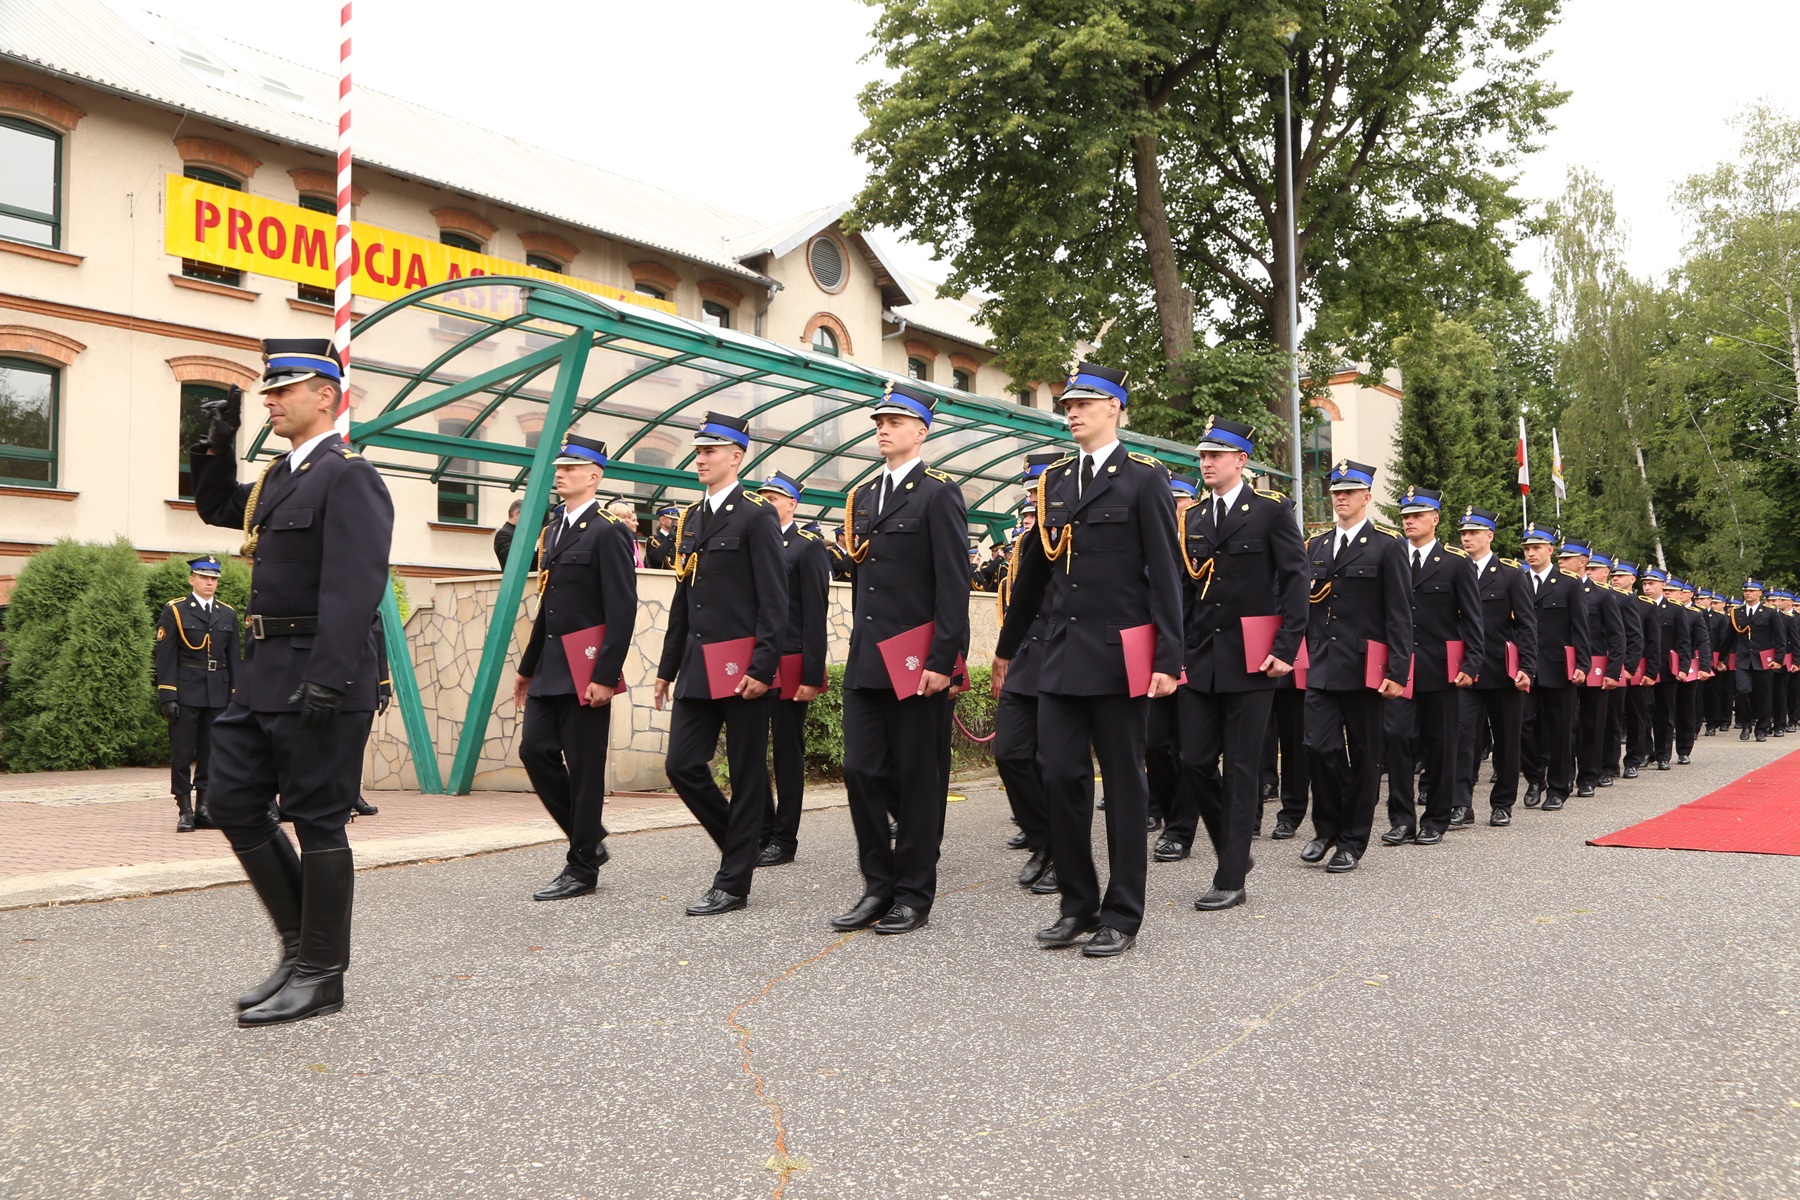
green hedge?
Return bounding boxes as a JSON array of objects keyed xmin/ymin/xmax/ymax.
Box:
[{"xmin": 802, "ymin": 662, "xmax": 997, "ymax": 780}]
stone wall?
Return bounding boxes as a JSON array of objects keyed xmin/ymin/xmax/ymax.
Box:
[{"xmin": 365, "ymin": 569, "xmax": 1000, "ymax": 792}]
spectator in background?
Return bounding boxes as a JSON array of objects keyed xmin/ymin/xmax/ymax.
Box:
[
  {"xmin": 494, "ymin": 498, "xmax": 522, "ymax": 569},
  {"xmin": 609, "ymin": 499, "xmax": 646, "ymax": 567},
  {"xmin": 646, "ymin": 505, "xmax": 679, "ymax": 569}
]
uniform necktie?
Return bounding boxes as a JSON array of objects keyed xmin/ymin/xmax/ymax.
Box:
[
  {"xmin": 1412, "ymin": 548, "xmax": 1423, "ymax": 580},
  {"xmin": 879, "ymin": 473, "xmax": 893, "ymax": 515},
  {"xmin": 1215, "ymin": 497, "xmax": 1226, "ymax": 529},
  {"xmin": 1533, "ymin": 572, "xmax": 1542, "ymax": 596},
  {"xmin": 1337, "ymin": 532, "xmax": 1349, "ymax": 559},
  {"xmin": 1080, "ymin": 454, "xmax": 1095, "ymax": 497}
]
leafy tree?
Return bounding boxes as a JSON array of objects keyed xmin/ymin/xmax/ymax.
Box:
[{"xmin": 853, "ymin": 0, "xmax": 1566, "ymax": 433}]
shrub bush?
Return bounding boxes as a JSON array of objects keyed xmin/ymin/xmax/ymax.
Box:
[
  {"xmin": 1, "ymin": 539, "xmax": 107, "ymax": 769},
  {"xmin": 799, "ymin": 663, "xmax": 997, "ymax": 781}
]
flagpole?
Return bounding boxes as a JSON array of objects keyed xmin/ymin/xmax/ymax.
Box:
[
  {"xmin": 332, "ymin": 0, "xmax": 354, "ymax": 439},
  {"xmin": 1518, "ymin": 414, "xmax": 1530, "ymax": 533}
]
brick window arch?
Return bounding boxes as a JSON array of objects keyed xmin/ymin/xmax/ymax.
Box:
[
  {"xmin": 166, "ymin": 355, "xmax": 257, "ymax": 390},
  {"xmin": 1311, "ymin": 395, "xmax": 1343, "ymax": 420},
  {"xmin": 0, "ymin": 325, "xmax": 85, "ymax": 366},
  {"xmin": 520, "ymin": 232, "xmax": 579, "ymax": 270},
  {"xmin": 949, "ymin": 353, "xmax": 981, "ymax": 392},
  {"xmin": 431, "ymin": 208, "xmax": 497, "ymax": 248},
  {"xmin": 802, "ymin": 312, "xmax": 853, "ymax": 358},
  {"xmin": 287, "ymin": 168, "xmax": 367, "ymax": 206},
  {"xmin": 0, "ymin": 82, "xmax": 85, "ymax": 134},
  {"xmin": 629, "ymin": 261, "xmax": 681, "ymax": 300},
  {"xmin": 174, "ymin": 137, "xmax": 261, "ymax": 182}
]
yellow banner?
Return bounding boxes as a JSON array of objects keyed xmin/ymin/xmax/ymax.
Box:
[{"xmin": 163, "ymin": 174, "xmax": 677, "ymax": 316}]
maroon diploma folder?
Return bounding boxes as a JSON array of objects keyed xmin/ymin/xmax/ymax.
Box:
[
  {"xmin": 701, "ymin": 637, "xmax": 758, "ymax": 700},
  {"xmin": 1364, "ymin": 641, "xmax": 1414, "ymax": 698},
  {"xmin": 560, "ymin": 625, "xmax": 626, "ymax": 703},
  {"xmin": 877, "ymin": 622, "xmax": 935, "ymax": 700},
  {"xmin": 1446, "ymin": 640, "xmax": 1466, "ymax": 683},
  {"xmin": 776, "ymin": 654, "xmax": 830, "ymax": 699},
  {"xmin": 1585, "ymin": 655, "xmax": 1609, "ymax": 688},
  {"xmin": 1240, "ymin": 615, "xmax": 1282, "ymax": 673}
]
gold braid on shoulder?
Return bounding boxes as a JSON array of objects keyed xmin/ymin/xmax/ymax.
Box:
[
  {"xmin": 1035, "ymin": 469, "xmax": 1073, "ymax": 565},
  {"xmin": 168, "ymin": 600, "xmax": 211, "ymax": 652},
  {"xmin": 671, "ymin": 503, "xmax": 702, "ymax": 582},
  {"xmin": 238, "ymin": 457, "xmax": 283, "ymax": 556},
  {"xmin": 1176, "ymin": 504, "xmax": 1216, "ymax": 597},
  {"xmin": 843, "ymin": 484, "xmax": 874, "ymax": 564},
  {"xmin": 996, "ymin": 558, "xmax": 1012, "ymax": 624},
  {"xmin": 1731, "ymin": 606, "xmax": 1750, "ymax": 634},
  {"xmin": 534, "ymin": 522, "xmax": 551, "ymax": 596},
  {"xmin": 1309, "ymin": 537, "xmax": 1332, "ymax": 603}
]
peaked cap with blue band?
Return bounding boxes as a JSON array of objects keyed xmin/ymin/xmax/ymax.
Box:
[
  {"xmin": 259, "ymin": 337, "xmax": 343, "ymax": 394},
  {"xmin": 1398, "ymin": 485, "xmax": 1443, "ymax": 514},
  {"xmin": 870, "ymin": 380, "xmax": 936, "ymax": 426},
  {"xmin": 1059, "ymin": 361, "xmax": 1128, "ymax": 406},
  {"xmin": 1022, "ymin": 451, "xmax": 1061, "ymax": 481},
  {"xmin": 553, "ymin": 433, "xmax": 608, "ymax": 468},
  {"xmin": 692, "ymin": 410, "xmax": 750, "ymax": 448},
  {"xmin": 1521, "ymin": 525, "xmax": 1558, "ymax": 546},
  {"xmin": 1328, "ymin": 459, "xmax": 1377, "ymax": 491},
  {"xmin": 1169, "ymin": 475, "xmax": 1199, "ymax": 499},
  {"xmin": 1458, "ymin": 506, "xmax": 1499, "ymax": 532},
  {"xmin": 657, "ymin": 505, "xmax": 680, "ymax": 518},
  {"xmin": 187, "ymin": 555, "xmax": 222, "ymax": 577},
  {"xmin": 756, "ymin": 470, "xmax": 802, "ymax": 503},
  {"xmin": 1557, "ymin": 540, "xmax": 1591, "ymax": 558},
  {"xmin": 1588, "ymin": 552, "xmax": 1613, "ymax": 569},
  {"xmin": 1611, "ymin": 560, "xmax": 1639, "ymax": 576},
  {"xmin": 1643, "ymin": 567, "xmax": 1668, "ymax": 582},
  {"xmin": 1744, "ymin": 578, "xmax": 1766, "ymax": 593},
  {"xmin": 1195, "ymin": 416, "xmax": 1254, "ymax": 455}
]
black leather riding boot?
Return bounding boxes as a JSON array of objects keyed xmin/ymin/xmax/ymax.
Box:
[
  {"xmin": 239, "ymin": 847, "xmax": 353, "ymax": 1027},
  {"xmin": 232, "ymin": 835, "xmax": 303, "ymax": 1010}
]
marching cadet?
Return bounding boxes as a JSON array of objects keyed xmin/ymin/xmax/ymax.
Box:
[
  {"xmin": 1730, "ymin": 579, "xmax": 1779, "ymax": 742},
  {"xmin": 1559, "ymin": 542, "xmax": 1625, "ymax": 798},
  {"xmin": 1641, "ymin": 568, "xmax": 1687, "ymax": 771},
  {"xmin": 994, "ymin": 362, "xmax": 1182, "ymax": 955},
  {"xmin": 1586, "ymin": 552, "xmax": 1638, "ymax": 788},
  {"xmin": 1454, "ymin": 507, "xmax": 1536, "ymax": 825},
  {"xmin": 1150, "ymin": 472, "xmax": 1200, "ymax": 847},
  {"xmin": 1171, "ymin": 419, "xmax": 1306, "ymax": 910},
  {"xmin": 1298, "ymin": 460, "xmax": 1412, "ymax": 874},
  {"xmin": 645, "ymin": 504, "xmax": 680, "ymax": 570},
  {"xmin": 753, "ymin": 471, "xmax": 830, "ymax": 868},
  {"xmin": 834, "ymin": 381, "xmax": 970, "ymax": 936},
  {"xmin": 968, "ymin": 544, "xmax": 988, "ymax": 590},
  {"xmin": 654, "ymin": 413, "xmax": 788, "ymax": 916},
  {"xmin": 1380, "ymin": 487, "xmax": 1483, "ymax": 846},
  {"xmin": 827, "ymin": 526, "xmax": 855, "ymax": 582},
  {"xmin": 1697, "ymin": 590, "xmax": 1728, "ymax": 734},
  {"xmin": 189, "ymin": 338, "xmax": 393, "ymax": 1026},
  {"xmin": 154, "ymin": 555, "xmax": 237, "ymax": 833},
  {"xmin": 994, "ymin": 452, "xmax": 1064, "ymax": 893},
  {"xmin": 512, "ymin": 434, "xmax": 639, "ymax": 901},
  {"xmin": 1519, "ymin": 527, "xmax": 1590, "ymax": 811},
  {"xmin": 1777, "ymin": 590, "xmax": 1800, "ymax": 733},
  {"xmin": 1670, "ymin": 579, "xmax": 1713, "ymax": 759},
  {"xmin": 1610, "ymin": 561, "xmax": 1661, "ymax": 775}
]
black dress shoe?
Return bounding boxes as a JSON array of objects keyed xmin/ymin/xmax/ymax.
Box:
[
  {"xmin": 685, "ymin": 888, "xmax": 746, "ymax": 916},
  {"xmin": 1756, "ymin": 732, "xmax": 1767, "ymax": 742},
  {"xmin": 1096, "ymin": 796, "xmax": 1107, "ymax": 811},
  {"xmin": 1677, "ymin": 753, "xmax": 1691, "ymax": 764},
  {"xmin": 1300, "ymin": 838, "xmax": 1331, "ymax": 864},
  {"xmin": 175, "ymin": 801, "xmax": 196, "ymax": 834},
  {"xmin": 1523, "ymin": 784, "xmax": 1543, "ymax": 808},
  {"xmin": 1270, "ymin": 819, "xmax": 1297, "ymax": 840},
  {"xmin": 1194, "ymin": 888, "xmax": 1246, "ymax": 911},
  {"xmin": 1597, "ymin": 776, "xmax": 1614, "ymax": 787},
  {"xmin": 1414, "ymin": 828, "xmax": 1444, "ymax": 846},
  {"xmin": 1622, "ymin": 765, "xmax": 1639, "ymax": 778},
  {"xmin": 1656, "ymin": 759, "xmax": 1671, "ymax": 771},
  {"xmin": 1776, "ymin": 729, "xmax": 1787, "ymax": 738},
  {"xmin": 533, "ymin": 873, "xmax": 596, "ymax": 901},
  {"xmin": 1261, "ymin": 783, "xmax": 1278, "ymax": 799},
  {"xmin": 1741, "ymin": 728, "xmax": 1753, "ymax": 741},
  {"xmin": 1152, "ymin": 838, "xmax": 1188, "ymax": 862},
  {"xmin": 756, "ymin": 844, "xmax": 795, "ymax": 868},
  {"xmin": 1576, "ymin": 784, "xmax": 1596, "ymax": 797},
  {"xmin": 873, "ymin": 904, "xmax": 928, "ymax": 934},
  {"xmin": 1017, "ymin": 848, "xmax": 1053, "ymax": 888},
  {"xmin": 1081, "ymin": 927, "xmax": 1135, "ymax": 957},
  {"xmin": 1005, "ymin": 831, "xmax": 1029, "ymax": 850},
  {"xmin": 1037, "ymin": 914, "xmax": 1101, "ymax": 948},
  {"xmin": 1030, "ymin": 865, "xmax": 1060, "ymax": 895},
  {"xmin": 1448, "ymin": 807, "xmax": 1474, "ymax": 828},
  {"xmin": 1380, "ymin": 825, "xmax": 1414, "ymax": 847},
  {"xmin": 1489, "ymin": 808, "xmax": 1512, "ymax": 826},
  {"xmin": 830, "ymin": 895, "xmax": 892, "ymax": 931},
  {"xmin": 350, "ymin": 796, "xmax": 379, "ymax": 817},
  {"xmin": 1703, "ymin": 728, "xmax": 1715, "ymax": 736},
  {"xmin": 1146, "ymin": 814, "xmax": 1161, "ymax": 832},
  {"xmin": 1541, "ymin": 792, "xmax": 1567, "ymax": 811},
  {"xmin": 1324, "ymin": 849, "xmax": 1358, "ymax": 873}
]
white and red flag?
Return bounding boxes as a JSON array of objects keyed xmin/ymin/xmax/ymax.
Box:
[{"xmin": 1517, "ymin": 415, "xmax": 1530, "ymax": 495}]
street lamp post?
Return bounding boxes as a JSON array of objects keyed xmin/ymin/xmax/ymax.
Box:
[{"xmin": 1280, "ymin": 38, "xmax": 1304, "ymax": 530}]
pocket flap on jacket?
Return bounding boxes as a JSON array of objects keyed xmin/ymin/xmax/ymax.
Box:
[{"xmin": 275, "ymin": 506, "xmax": 315, "ymax": 530}]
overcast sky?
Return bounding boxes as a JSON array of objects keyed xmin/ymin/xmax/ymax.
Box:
[{"xmin": 116, "ymin": 0, "xmax": 1800, "ymax": 297}]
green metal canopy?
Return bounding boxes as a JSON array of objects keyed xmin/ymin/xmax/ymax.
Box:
[{"xmin": 247, "ymin": 278, "xmax": 1284, "ymax": 794}]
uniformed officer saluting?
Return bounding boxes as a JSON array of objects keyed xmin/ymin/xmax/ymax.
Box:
[
  {"xmin": 833, "ymin": 381, "xmax": 970, "ymax": 936},
  {"xmin": 155, "ymin": 555, "xmax": 238, "ymax": 833},
  {"xmin": 1298, "ymin": 460, "xmax": 1412, "ymax": 874},
  {"xmin": 1380, "ymin": 486, "xmax": 1483, "ymax": 847},
  {"xmin": 994, "ymin": 362, "xmax": 1183, "ymax": 957},
  {"xmin": 645, "ymin": 505, "xmax": 680, "ymax": 570},
  {"xmin": 1172, "ymin": 418, "xmax": 1306, "ymax": 912},
  {"xmin": 189, "ymin": 337, "xmax": 394, "ymax": 1026},
  {"xmin": 512, "ymin": 433, "xmax": 639, "ymax": 901},
  {"xmin": 753, "ymin": 470, "xmax": 831, "ymax": 868},
  {"xmin": 1454, "ymin": 508, "xmax": 1537, "ymax": 826},
  {"xmin": 655, "ymin": 412, "xmax": 788, "ymax": 917}
]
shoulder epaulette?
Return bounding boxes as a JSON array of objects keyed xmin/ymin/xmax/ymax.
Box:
[
  {"xmin": 1254, "ymin": 488, "xmax": 1285, "ymax": 502},
  {"xmin": 215, "ymin": 600, "xmax": 235, "ymax": 611},
  {"xmin": 797, "ymin": 528, "xmax": 820, "ymax": 542},
  {"xmin": 1050, "ymin": 454, "xmax": 1076, "ymax": 470},
  {"xmin": 1500, "ymin": 557, "xmax": 1521, "ymax": 568},
  {"xmin": 334, "ymin": 445, "xmax": 361, "ymax": 459},
  {"xmin": 1560, "ymin": 569, "xmax": 1581, "ymax": 579},
  {"xmin": 597, "ymin": 508, "xmax": 620, "ymax": 523},
  {"xmin": 1638, "ymin": 594, "xmax": 1655, "ymax": 604},
  {"xmin": 744, "ymin": 490, "xmax": 767, "ymax": 506},
  {"xmin": 1127, "ymin": 451, "xmax": 1160, "ymax": 468},
  {"xmin": 1374, "ymin": 523, "xmax": 1400, "ymax": 538},
  {"xmin": 925, "ymin": 467, "xmax": 952, "ymax": 483},
  {"xmin": 1444, "ymin": 545, "xmax": 1468, "ymax": 558},
  {"xmin": 165, "ymin": 597, "xmax": 185, "ymax": 607}
]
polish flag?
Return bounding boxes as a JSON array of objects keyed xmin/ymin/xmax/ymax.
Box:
[
  {"xmin": 1517, "ymin": 416, "xmax": 1530, "ymax": 495},
  {"xmin": 1551, "ymin": 429, "xmax": 1567, "ymax": 501}
]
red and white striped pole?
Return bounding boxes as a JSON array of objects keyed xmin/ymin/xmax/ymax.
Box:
[{"xmin": 332, "ymin": 0, "xmax": 354, "ymax": 438}]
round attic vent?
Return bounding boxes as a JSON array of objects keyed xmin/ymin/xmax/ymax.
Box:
[{"xmin": 809, "ymin": 235, "xmax": 846, "ymax": 292}]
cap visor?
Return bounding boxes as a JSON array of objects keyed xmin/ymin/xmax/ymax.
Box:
[
  {"xmin": 258, "ymin": 370, "xmax": 321, "ymax": 394},
  {"xmin": 691, "ymin": 434, "xmax": 741, "ymax": 446},
  {"xmin": 1194, "ymin": 438, "xmax": 1247, "ymax": 453}
]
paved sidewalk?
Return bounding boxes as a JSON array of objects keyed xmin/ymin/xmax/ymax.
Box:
[{"xmin": 0, "ymin": 768, "xmax": 856, "ymax": 910}]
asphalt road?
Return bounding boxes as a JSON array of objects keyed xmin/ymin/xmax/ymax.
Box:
[{"xmin": 3, "ymin": 741, "xmax": 1798, "ymax": 1200}]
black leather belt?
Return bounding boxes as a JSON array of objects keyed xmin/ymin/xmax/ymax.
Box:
[{"xmin": 247, "ymin": 614, "xmax": 318, "ymax": 639}]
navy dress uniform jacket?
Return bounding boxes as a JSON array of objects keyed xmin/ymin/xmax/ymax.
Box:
[
  {"xmin": 657, "ymin": 483, "xmax": 789, "ymax": 699},
  {"xmin": 1579, "ymin": 576, "xmax": 1628, "ymax": 678},
  {"xmin": 997, "ymin": 450, "xmax": 1184, "ymax": 690},
  {"xmin": 154, "ymin": 595, "xmax": 238, "ymax": 708},
  {"xmin": 1178, "ymin": 487, "xmax": 1308, "ymax": 692},
  {"xmin": 519, "ymin": 503, "xmax": 640, "ymax": 698},
  {"xmin": 190, "ymin": 437, "xmax": 394, "ymax": 712},
  {"xmin": 1648, "ymin": 597, "xmax": 1690, "ymax": 680},
  {"xmin": 1729, "ymin": 604, "xmax": 1781, "ymax": 669},
  {"xmin": 1402, "ymin": 542, "xmax": 1485, "ymax": 692},
  {"xmin": 1302, "ymin": 521, "xmax": 1413, "ymax": 690},
  {"xmin": 779, "ymin": 523, "xmax": 833, "ymax": 688},
  {"xmin": 1613, "ymin": 588, "xmax": 1645, "ymax": 680},
  {"xmin": 1527, "ymin": 569, "xmax": 1592, "ymax": 689},
  {"xmin": 1468, "ymin": 557, "xmax": 1537, "ymax": 688},
  {"xmin": 843, "ymin": 464, "xmax": 971, "ymax": 687},
  {"xmin": 1632, "ymin": 593, "xmax": 1663, "ymax": 679}
]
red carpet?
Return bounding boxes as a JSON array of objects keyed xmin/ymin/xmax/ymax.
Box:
[{"xmin": 1590, "ymin": 749, "xmax": 1800, "ymax": 855}]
